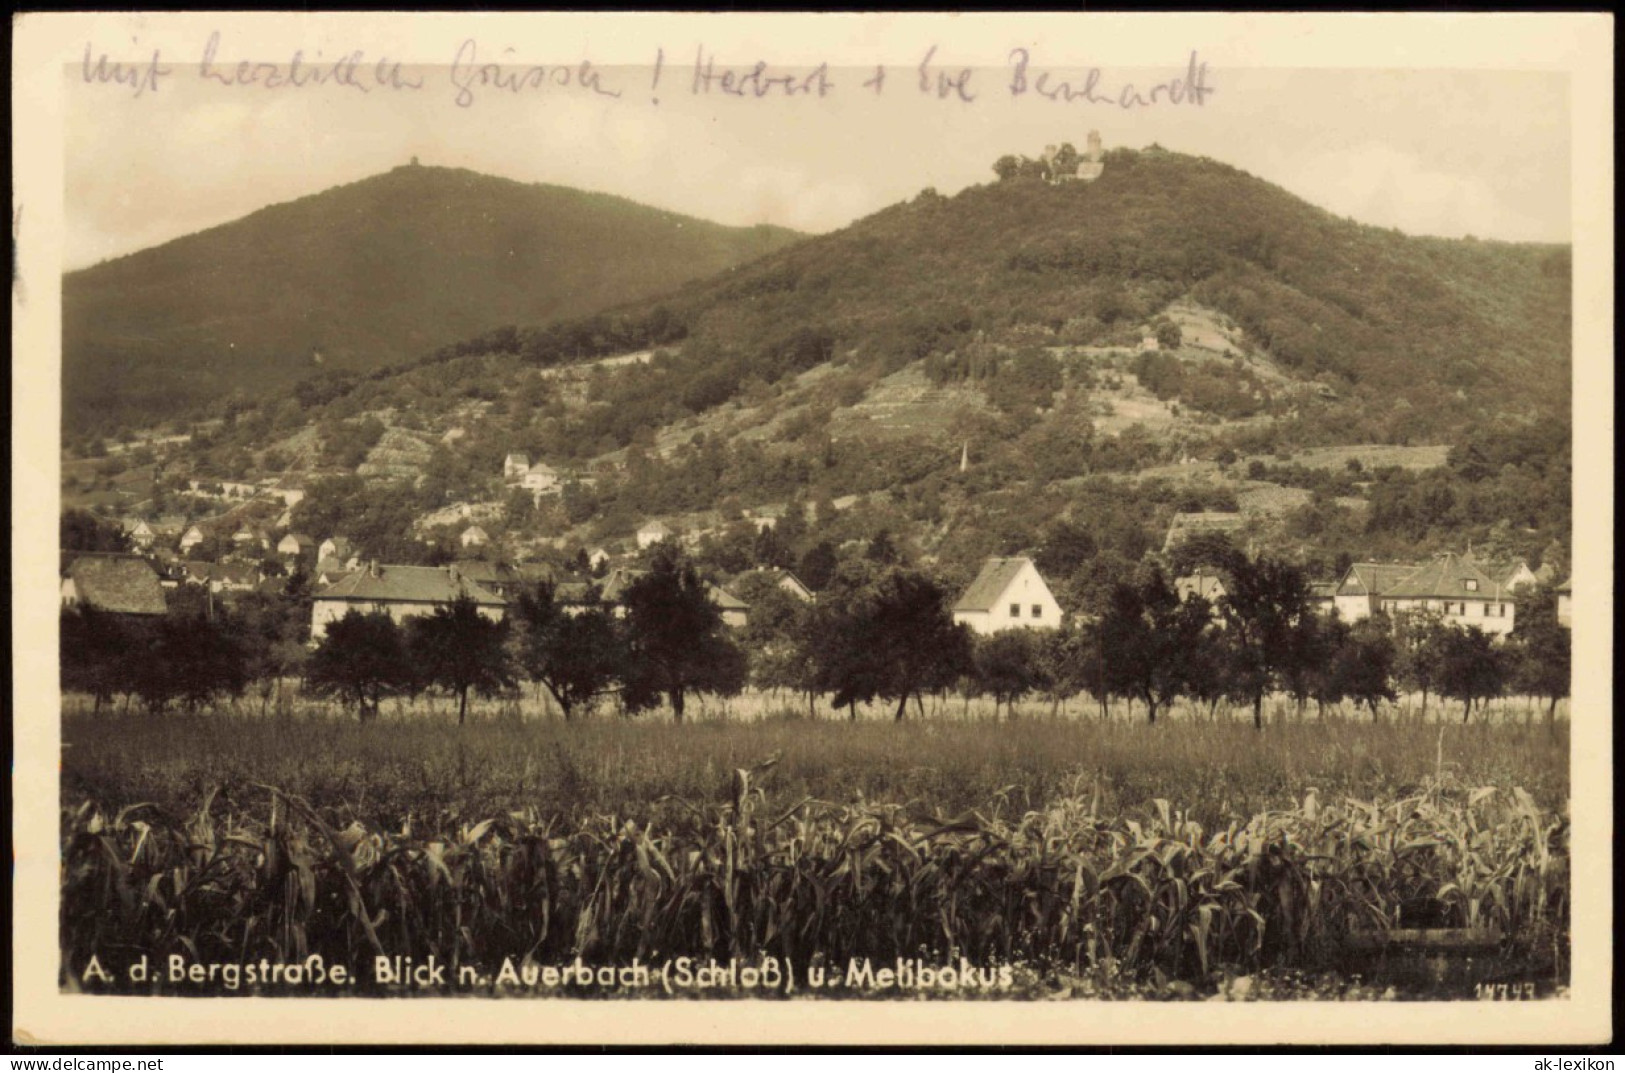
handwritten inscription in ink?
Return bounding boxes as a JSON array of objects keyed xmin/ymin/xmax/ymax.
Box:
[{"xmin": 78, "ymin": 35, "xmax": 1216, "ymax": 113}]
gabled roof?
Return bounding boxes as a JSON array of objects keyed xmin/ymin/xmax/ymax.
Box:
[
  {"xmin": 314, "ymin": 564, "xmax": 505, "ymax": 607},
  {"xmin": 953, "ymin": 557, "xmax": 1040, "ymax": 613},
  {"xmin": 710, "ymin": 584, "xmax": 748, "ymax": 611},
  {"xmin": 280, "ymin": 532, "xmax": 315, "ymax": 548},
  {"xmin": 452, "ymin": 559, "xmax": 516, "ymax": 586},
  {"xmin": 600, "ymin": 567, "xmax": 746, "ymax": 611},
  {"xmin": 1308, "ymin": 580, "xmax": 1339, "ymax": 601},
  {"xmin": 1555, "ymin": 577, "xmax": 1572, "ymax": 594},
  {"xmin": 322, "ymin": 536, "xmax": 354, "ymax": 555},
  {"xmin": 63, "ymin": 555, "xmax": 167, "ymax": 615},
  {"xmin": 1335, "ymin": 562, "xmax": 1426, "ymax": 598},
  {"xmin": 638, "ymin": 520, "xmax": 670, "ymax": 535},
  {"xmin": 1380, "ymin": 553, "xmax": 1506, "ymax": 601},
  {"xmin": 505, "ymin": 452, "xmax": 530, "ymax": 464},
  {"xmin": 180, "ymin": 560, "xmax": 259, "ymax": 585},
  {"xmin": 461, "ymin": 525, "xmax": 490, "ymax": 540},
  {"xmin": 527, "ymin": 461, "xmax": 558, "ymax": 476}
]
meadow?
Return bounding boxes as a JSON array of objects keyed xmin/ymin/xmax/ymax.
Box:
[{"xmin": 59, "ymin": 696, "xmax": 1570, "ymax": 1000}]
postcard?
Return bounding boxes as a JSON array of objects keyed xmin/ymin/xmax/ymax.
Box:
[{"xmin": 11, "ymin": 11, "xmax": 1613, "ymax": 1047}]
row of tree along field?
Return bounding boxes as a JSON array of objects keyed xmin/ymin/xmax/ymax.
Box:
[{"xmin": 62, "ymin": 547, "xmax": 1570, "ymax": 727}]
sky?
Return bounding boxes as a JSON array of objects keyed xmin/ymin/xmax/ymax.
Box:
[{"xmin": 64, "ymin": 57, "xmax": 1572, "ymax": 270}]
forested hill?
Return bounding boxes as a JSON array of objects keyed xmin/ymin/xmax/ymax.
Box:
[
  {"xmin": 593, "ymin": 146, "xmax": 1568, "ymax": 442},
  {"xmin": 62, "ymin": 164, "xmax": 802, "ymax": 434}
]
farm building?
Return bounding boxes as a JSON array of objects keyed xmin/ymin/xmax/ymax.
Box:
[
  {"xmin": 503, "ymin": 452, "xmax": 531, "ymax": 480},
  {"xmin": 179, "ymin": 525, "xmax": 206, "ymax": 553},
  {"xmin": 60, "ymin": 555, "xmax": 167, "ymax": 617},
  {"xmin": 277, "ymin": 532, "xmax": 316, "ymax": 557},
  {"xmin": 951, "ymin": 557, "xmax": 1063, "ymax": 635},
  {"xmin": 460, "ymin": 525, "xmax": 490, "ymax": 549},
  {"xmin": 1375, "ymin": 553, "xmax": 1516, "ymax": 636},
  {"xmin": 309, "ymin": 563, "xmax": 507, "ymax": 641}
]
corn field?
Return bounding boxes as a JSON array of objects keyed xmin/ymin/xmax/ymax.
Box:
[{"xmin": 61, "ymin": 767, "xmax": 1567, "ymax": 999}]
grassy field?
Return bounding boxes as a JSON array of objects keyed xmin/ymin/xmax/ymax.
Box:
[{"xmin": 59, "ymin": 698, "xmax": 1570, "ymax": 999}]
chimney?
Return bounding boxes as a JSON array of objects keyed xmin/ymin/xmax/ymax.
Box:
[
  {"xmin": 448, "ymin": 564, "xmax": 460, "ymax": 584},
  {"xmin": 368, "ymin": 560, "xmax": 380, "ymax": 579}
]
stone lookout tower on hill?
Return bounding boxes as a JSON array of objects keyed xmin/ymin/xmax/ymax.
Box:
[
  {"xmin": 1042, "ymin": 131, "xmax": 1106, "ymax": 184},
  {"xmin": 1076, "ymin": 131, "xmax": 1105, "ymax": 181}
]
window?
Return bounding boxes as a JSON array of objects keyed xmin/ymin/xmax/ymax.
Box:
[
  {"xmin": 1032, "ymin": 604, "xmax": 1043, "ymax": 618},
  {"xmin": 1465, "ymin": 578, "xmax": 1479, "ymax": 592},
  {"xmin": 1010, "ymin": 603, "xmax": 1021, "ymax": 618}
]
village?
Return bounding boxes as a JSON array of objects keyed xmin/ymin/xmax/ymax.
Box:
[{"xmin": 60, "ymin": 433, "xmax": 1574, "ymax": 726}]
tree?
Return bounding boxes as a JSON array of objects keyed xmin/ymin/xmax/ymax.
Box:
[
  {"xmin": 811, "ymin": 568, "xmax": 971, "ymax": 721},
  {"xmin": 60, "ymin": 605, "xmax": 134, "ymax": 711},
  {"xmin": 1095, "ymin": 567, "xmax": 1212, "ymax": 724},
  {"xmin": 1437, "ymin": 625, "xmax": 1507, "ymax": 723},
  {"xmin": 1155, "ymin": 319, "xmax": 1184, "ymax": 350},
  {"xmin": 1510, "ymin": 584, "xmax": 1570, "ymax": 721},
  {"xmin": 1392, "ymin": 609, "xmax": 1450, "ymax": 716},
  {"xmin": 510, "ymin": 583, "xmax": 625, "ymax": 721},
  {"xmin": 972, "ymin": 630, "xmax": 1044, "ymax": 720},
  {"xmin": 734, "ymin": 576, "xmax": 819, "ymax": 712},
  {"xmin": 1323, "ymin": 617, "xmax": 1398, "ymax": 718},
  {"xmin": 619, "ymin": 550, "xmax": 747, "ymax": 721},
  {"xmin": 798, "ymin": 541, "xmax": 840, "ymax": 592},
  {"xmin": 305, "ymin": 610, "xmax": 413, "ymax": 720},
  {"xmin": 230, "ymin": 589, "xmax": 309, "ymax": 713},
  {"xmin": 126, "ymin": 610, "xmax": 248, "ymax": 713},
  {"xmin": 61, "ymin": 509, "xmax": 131, "ymax": 553},
  {"xmin": 992, "ymin": 155, "xmax": 1021, "ymax": 182},
  {"xmin": 1215, "ymin": 554, "xmax": 1315, "ymax": 730},
  {"xmin": 409, "ymin": 596, "xmax": 516, "ymax": 725}
]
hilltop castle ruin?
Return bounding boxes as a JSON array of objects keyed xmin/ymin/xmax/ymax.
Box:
[{"xmin": 1042, "ymin": 130, "xmax": 1105, "ymax": 184}]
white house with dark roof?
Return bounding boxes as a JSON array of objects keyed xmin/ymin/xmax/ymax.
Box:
[
  {"xmin": 310, "ymin": 563, "xmax": 507, "ymax": 640},
  {"xmin": 179, "ymin": 525, "xmax": 206, "ymax": 553},
  {"xmin": 1375, "ymin": 553, "xmax": 1515, "ymax": 636},
  {"xmin": 277, "ymin": 532, "xmax": 316, "ymax": 558},
  {"xmin": 460, "ymin": 525, "xmax": 491, "ymax": 549},
  {"xmin": 951, "ymin": 557, "xmax": 1062, "ymax": 635},
  {"xmin": 1332, "ymin": 562, "xmax": 1426, "ymax": 623}
]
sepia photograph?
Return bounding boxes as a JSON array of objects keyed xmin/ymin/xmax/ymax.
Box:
[{"xmin": 12, "ymin": 11, "xmax": 1613, "ymax": 1048}]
